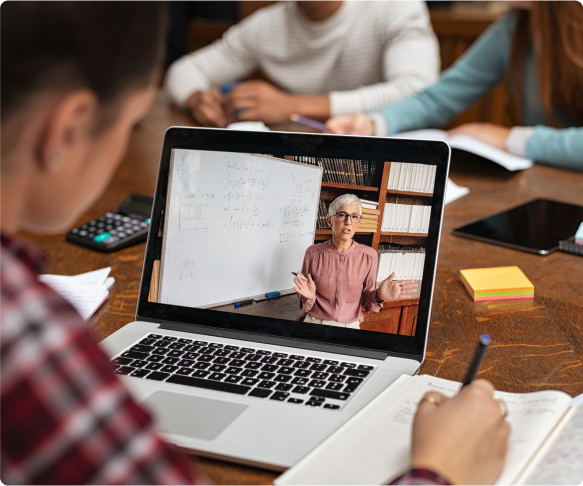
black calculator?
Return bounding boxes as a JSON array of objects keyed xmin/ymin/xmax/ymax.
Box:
[{"xmin": 66, "ymin": 194, "xmax": 153, "ymax": 252}]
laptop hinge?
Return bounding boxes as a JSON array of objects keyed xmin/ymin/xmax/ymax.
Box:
[{"xmin": 157, "ymin": 320, "xmax": 392, "ymax": 361}]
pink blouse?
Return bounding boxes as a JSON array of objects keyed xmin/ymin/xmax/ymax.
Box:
[{"xmin": 299, "ymin": 240, "xmax": 382, "ymax": 324}]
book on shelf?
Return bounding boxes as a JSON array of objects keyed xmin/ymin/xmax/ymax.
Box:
[
  {"xmin": 293, "ymin": 156, "xmax": 376, "ymax": 186},
  {"xmin": 275, "ymin": 374, "xmax": 583, "ymax": 486},
  {"xmin": 377, "ymin": 247, "xmax": 425, "ymax": 284},
  {"xmin": 388, "ymin": 162, "xmax": 436, "ymax": 194},
  {"xmin": 360, "ymin": 198, "xmax": 379, "ymax": 210},
  {"xmin": 382, "ymin": 203, "xmax": 431, "ymax": 234}
]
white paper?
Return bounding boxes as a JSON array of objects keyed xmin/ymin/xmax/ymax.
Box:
[
  {"xmin": 226, "ymin": 121, "xmax": 269, "ymax": 131},
  {"xmin": 39, "ymin": 267, "xmax": 113, "ymax": 321},
  {"xmin": 445, "ymin": 177, "xmax": 470, "ymax": 205}
]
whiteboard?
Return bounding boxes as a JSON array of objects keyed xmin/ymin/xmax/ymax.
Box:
[{"xmin": 159, "ymin": 149, "xmax": 322, "ymax": 308}]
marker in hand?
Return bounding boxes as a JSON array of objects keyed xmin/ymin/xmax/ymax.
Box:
[
  {"xmin": 292, "ymin": 271, "xmax": 308, "ymax": 281},
  {"xmin": 461, "ymin": 334, "xmax": 491, "ymax": 388}
]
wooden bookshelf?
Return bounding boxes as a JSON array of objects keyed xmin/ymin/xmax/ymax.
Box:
[
  {"xmin": 380, "ymin": 232, "xmax": 428, "ymax": 237},
  {"xmin": 387, "ymin": 190, "xmax": 433, "ymax": 198},
  {"xmin": 322, "ymin": 182, "xmax": 379, "ymax": 192}
]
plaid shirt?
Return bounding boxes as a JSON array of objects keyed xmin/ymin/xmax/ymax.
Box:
[
  {"xmin": 1, "ymin": 235, "xmax": 196, "ymax": 484},
  {"xmin": 390, "ymin": 468, "xmax": 450, "ymax": 485}
]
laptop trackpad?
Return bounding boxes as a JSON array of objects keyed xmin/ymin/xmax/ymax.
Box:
[{"xmin": 143, "ymin": 391, "xmax": 247, "ymax": 441}]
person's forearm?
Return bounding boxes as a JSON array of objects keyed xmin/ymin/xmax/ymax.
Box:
[
  {"xmin": 292, "ymin": 95, "xmax": 331, "ymax": 121},
  {"xmin": 525, "ymin": 126, "xmax": 583, "ymax": 170}
]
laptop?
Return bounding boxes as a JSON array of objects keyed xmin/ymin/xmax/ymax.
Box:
[{"xmin": 100, "ymin": 128, "xmax": 450, "ymax": 470}]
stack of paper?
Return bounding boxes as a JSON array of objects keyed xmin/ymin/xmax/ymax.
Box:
[
  {"xmin": 39, "ymin": 267, "xmax": 114, "ymax": 320},
  {"xmin": 460, "ymin": 266, "xmax": 534, "ymax": 301},
  {"xmin": 575, "ymin": 222, "xmax": 583, "ymax": 245}
]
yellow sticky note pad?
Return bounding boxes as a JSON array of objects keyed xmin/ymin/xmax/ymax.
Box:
[{"xmin": 460, "ymin": 266, "xmax": 534, "ymax": 301}]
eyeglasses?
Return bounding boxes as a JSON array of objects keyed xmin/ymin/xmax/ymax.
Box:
[{"xmin": 332, "ymin": 212, "xmax": 362, "ymax": 223}]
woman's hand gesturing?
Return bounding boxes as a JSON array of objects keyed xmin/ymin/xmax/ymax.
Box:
[
  {"xmin": 293, "ymin": 272, "xmax": 316, "ymax": 301},
  {"xmin": 376, "ymin": 272, "xmax": 418, "ymax": 302}
]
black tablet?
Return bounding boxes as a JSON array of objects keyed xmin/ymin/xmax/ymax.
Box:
[{"xmin": 452, "ymin": 198, "xmax": 583, "ymax": 255}]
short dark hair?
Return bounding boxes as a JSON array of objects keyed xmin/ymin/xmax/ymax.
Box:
[{"xmin": 1, "ymin": 1, "xmax": 167, "ymax": 125}]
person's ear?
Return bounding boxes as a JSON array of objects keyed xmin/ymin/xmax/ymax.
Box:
[
  {"xmin": 37, "ymin": 89, "xmax": 98, "ymax": 173},
  {"xmin": 326, "ymin": 215, "xmax": 332, "ymax": 228}
]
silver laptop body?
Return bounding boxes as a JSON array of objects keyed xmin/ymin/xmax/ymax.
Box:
[{"xmin": 100, "ymin": 128, "xmax": 450, "ymax": 470}]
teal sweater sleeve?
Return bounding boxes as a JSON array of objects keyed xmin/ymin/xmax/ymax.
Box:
[
  {"xmin": 527, "ymin": 126, "xmax": 583, "ymax": 171},
  {"xmin": 374, "ymin": 13, "xmax": 515, "ymax": 134}
]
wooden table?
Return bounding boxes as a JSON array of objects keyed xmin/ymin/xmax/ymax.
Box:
[{"xmin": 22, "ymin": 93, "xmax": 583, "ymax": 484}]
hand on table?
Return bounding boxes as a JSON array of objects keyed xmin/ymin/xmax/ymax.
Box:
[
  {"xmin": 223, "ymin": 80, "xmax": 296, "ymax": 125},
  {"xmin": 186, "ymin": 88, "xmax": 229, "ymax": 128},
  {"xmin": 293, "ymin": 272, "xmax": 316, "ymax": 301},
  {"xmin": 326, "ymin": 113, "xmax": 375, "ymax": 136},
  {"xmin": 448, "ymin": 123, "xmax": 511, "ymax": 151},
  {"xmin": 410, "ymin": 379, "xmax": 511, "ymax": 485},
  {"xmin": 376, "ymin": 273, "xmax": 418, "ymax": 302}
]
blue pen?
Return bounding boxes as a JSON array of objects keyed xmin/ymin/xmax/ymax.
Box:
[{"xmin": 234, "ymin": 299, "xmax": 253, "ymax": 308}]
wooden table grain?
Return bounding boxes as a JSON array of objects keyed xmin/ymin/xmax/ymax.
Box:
[{"xmin": 21, "ymin": 92, "xmax": 583, "ymax": 484}]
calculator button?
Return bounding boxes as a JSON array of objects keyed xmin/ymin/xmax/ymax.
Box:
[
  {"xmin": 71, "ymin": 228, "xmax": 79, "ymax": 234},
  {"xmin": 132, "ymin": 226, "xmax": 141, "ymax": 231},
  {"xmin": 97, "ymin": 222, "xmax": 105, "ymax": 228},
  {"xmin": 139, "ymin": 222, "xmax": 148, "ymax": 228},
  {"xmin": 106, "ymin": 212, "xmax": 114, "ymax": 217},
  {"xmin": 93, "ymin": 233, "xmax": 111, "ymax": 242},
  {"xmin": 79, "ymin": 230, "xmax": 88, "ymax": 236},
  {"xmin": 122, "ymin": 216, "xmax": 131, "ymax": 222},
  {"xmin": 107, "ymin": 236, "xmax": 119, "ymax": 243},
  {"xmin": 117, "ymin": 232, "xmax": 126, "ymax": 238},
  {"xmin": 88, "ymin": 233, "xmax": 95, "ymax": 238},
  {"xmin": 114, "ymin": 215, "xmax": 122, "ymax": 220},
  {"xmin": 105, "ymin": 225, "xmax": 113, "ymax": 230}
]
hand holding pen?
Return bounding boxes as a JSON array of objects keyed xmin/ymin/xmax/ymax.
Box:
[{"xmin": 292, "ymin": 271, "xmax": 316, "ymax": 300}]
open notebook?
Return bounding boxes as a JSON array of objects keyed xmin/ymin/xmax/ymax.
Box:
[{"xmin": 276, "ymin": 374, "xmax": 583, "ymax": 485}]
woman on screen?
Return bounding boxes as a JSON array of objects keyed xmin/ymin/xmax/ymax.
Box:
[
  {"xmin": 293, "ymin": 194, "xmax": 417, "ymax": 329},
  {"xmin": 326, "ymin": 1, "xmax": 583, "ymax": 171}
]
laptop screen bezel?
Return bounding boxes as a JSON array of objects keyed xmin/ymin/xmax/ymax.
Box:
[{"xmin": 136, "ymin": 127, "xmax": 450, "ymax": 361}]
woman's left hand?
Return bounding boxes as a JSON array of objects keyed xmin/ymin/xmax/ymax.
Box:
[
  {"xmin": 376, "ymin": 273, "xmax": 418, "ymax": 302},
  {"xmin": 448, "ymin": 123, "xmax": 511, "ymax": 150}
]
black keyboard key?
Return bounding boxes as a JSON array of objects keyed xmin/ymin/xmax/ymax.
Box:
[
  {"xmin": 258, "ymin": 372, "xmax": 275, "ymax": 380},
  {"xmin": 130, "ymin": 369, "xmax": 150, "ymax": 378},
  {"xmin": 289, "ymin": 355, "xmax": 304, "ymax": 360},
  {"xmin": 210, "ymin": 343, "xmax": 223, "ymax": 348},
  {"xmin": 113, "ymin": 357, "xmax": 134, "ymax": 366},
  {"xmin": 193, "ymin": 362, "xmax": 210, "ymax": 370},
  {"xmin": 329, "ymin": 374, "xmax": 346, "ymax": 383},
  {"xmin": 149, "ymin": 334, "xmax": 162, "ymax": 339},
  {"xmin": 226, "ymin": 367, "xmax": 243, "ymax": 375},
  {"xmin": 114, "ymin": 366, "xmax": 135, "ymax": 375},
  {"xmin": 152, "ymin": 348, "xmax": 168, "ymax": 356},
  {"xmin": 214, "ymin": 349, "xmax": 231, "ymax": 357},
  {"xmin": 197, "ymin": 355, "xmax": 214, "ymax": 362},
  {"xmin": 146, "ymin": 371, "xmax": 170, "ymax": 381},
  {"xmin": 255, "ymin": 350, "xmax": 272, "ymax": 355},
  {"xmin": 139, "ymin": 338, "xmax": 158, "ymax": 346},
  {"xmin": 277, "ymin": 359, "xmax": 294, "ymax": 366},
  {"xmin": 176, "ymin": 367, "xmax": 193, "ymax": 376},
  {"xmin": 341, "ymin": 362, "xmax": 356, "ymax": 368},
  {"xmin": 326, "ymin": 382, "xmax": 344, "ymax": 391},
  {"xmin": 346, "ymin": 377, "xmax": 364, "ymax": 386},
  {"xmin": 275, "ymin": 383, "xmax": 293, "ymax": 392},
  {"xmin": 166, "ymin": 374, "xmax": 250, "ymax": 394},
  {"xmin": 178, "ymin": 338, "xmax": 192, "ymax": 344},
  {"xmin": 198, "ymin": 347, "xmax": 215, "ymax": 355},
  {"xmin": 323, "ymin": 360, "xmax": 339, "ymax": 365},
  {"xmin": 273, "ymin": 353, "xmax": 288, "ymax": 358},
  {"xmin": 358, "ymin": 365, "xmax": 374, "ymax": 371},
  {"xmin": 292, "ymin": 377, "xmax": 309, "ymax": 385},
  {"xmin": 241, "ymin": 378, "xmax": 259, "ymax": 386},
  {"xmin": 177, "ymin": 359, "xmax": 196, "ymax": 367},
  {"xmin": 324, "ymin": 404, "xmax": 340, "ymax": 410},
  {"xmin": 261, "ymin": 356, "xmax": 278, "ymax": 364},
  {"xmin": 240, "ymin": 347, "xmax": 256, "ymax": 353},
  {"xmin": 194, "ymin": 340, "xmax": 208, "ymax": 346},
  {"xmin": 306, "ymin": 400, "xmax": 323, "ymax": 407},
  {"xmin": 306, "ymin": 357, "xmax": 322, "ymax": 363},
  {"xmin": 183, "ymin": 352, "xmax": 199, "ymax": 360},
  {"xmin": 292, "ymin": 386, "xmax": 310, "ymax": 394},
  {"xmin": 146, "ymin": 355, "xmax": 164, "ymax": 363},
  {"xmin": 167, "ymin": 350, "xmax": 184, "ymax": 358},
  {"xmin": 241, "ymin": 369, "xmax": 258, "ymax": 377},
  {"xmin": 244, "ymin": 362, "xmax": 262, "ymax": 370},
  {"xmin": 131, "ymin": 360, "xmax": 148, "ymax": 368},
  {"xmin": 278, "ymin": 366, "xmax": 294, "ymax": 374},
  {"xmin": 162, "ymin": 357, "xmax": 180, "ymax": 365},
  {"xmin": 274, "ymin": 374, "xmax": 291, "ymax": 383},
  {"xmin": 230, "ymin": 359, "xmax": 245, "ymax": 367},
  {"xmin": 225, "ymin": 345, "xmax": 240, "ymax": 351},
  {"xmin": 310, "ymin": 363, "xmax": 327, "ymax": 372},
  {"xmin": 327, "ymin": 366, "xmax": 344, "ymax": 374},
  {"xmin": 310, "ymin": 389, "xmax": 350, "ymax": 400},
  {"xmin": 183, "ymin": 345, "xmax": 200, "ymax": 352},
  {"xmin": 192, "ymin": 370, "xmax": 210, "ymax": 378},
  {"xmin": 229, "ymin": 352, "xmax": 247, "ymax": 360},
  {"xmin": 312, "ymin": 372, "xmax": 329, "ymax": 380},
  {"xmin": 209, "ymin": 372, "xmax": 227, "ymax": 381},
  {"xmin": 161, "ymin": 365, "xmax": 178, "ymax": 373},
  {"xmin": 161, "ymin": 336, "xmax": 177, "ymax": 341},
  {"xmin": 249, "ymin": 388, "xmax": 271, "ymax": 398},
  {"xmin": 224, "ymin": 375, "xmax": 242, "ymax": 384},
  {"xmin": 258, "ymin": 380, "xmax": 276, "ymax": 389},
  {"xmin": 294, "ymin": 369, "xmax": 312, "ymax": 377},
  {"xmin": 270, "ymin": 392, "xmax": 290, "ymax": 401},
  {"xmin": 293, "ymin": 361, "xmax": 310, "ymax": 369},
  {"xmin": 168, "ymin": 343, "xmax": 184, "ymax": 350},
  {"xmin": 309, "ymin": 380, "xmax": 326, "ymax": 388},
  {"xmin": 288, "ymin": 398, "xmax": 304, "ymax": 404},
  {"xmin": 145, "ymin": 362, "xmax": 162, "ymax": 371},
  {"xmin": 209, "ymin": 364, "xmax": 226, "ymax": 372},
  {"xmin": 344, "ymin": 368, "xmax": 370, "ymax": 378},
  {"xmin": 153, "ymin": 341, "xmax": 169, "ymax": 348},
  {"xmin": 122, "ymin": 350, "xmax": 148, "ymax": 360},
  {"xmin": 310, "ymin": 396, "xmax": 325, "ymax": 402},
  {"xmin": 246, "ymin": 354, "xmax": 262, "ymax": 362},
  {"xmin": 343, "ymin": 384, "xmax": 359, "ymax": 393},
  {"xmin": 261, "ymin": 364, "xmax": 278, "ymax": 372},
  {"xmin": 131, "ymin": 344, "xmax": 155, "ymax": 353}
]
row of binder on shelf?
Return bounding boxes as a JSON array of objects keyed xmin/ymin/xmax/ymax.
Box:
[
  {"xmin": 294, "ymin": 156, "xmax": 377, "ymax": 187},
  {"xmin": 381, "ymin": 203, "xmax": 431, "ymax": 234},
  {"xmin": 376, "ymin": 247, "xmax": 426, "ymax": 283},
  {"xmin": 388, "ymin": 162, "xmax": 436, "ymax": 194}
]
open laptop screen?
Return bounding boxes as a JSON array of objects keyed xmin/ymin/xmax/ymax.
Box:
[{"xmin": 137, "ymin": 128, "xmax": 449, "ymax": 360}]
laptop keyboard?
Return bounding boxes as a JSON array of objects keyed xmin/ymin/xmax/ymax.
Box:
[{"xmin": 111, "ymin": 333, "xmax": 377, "ymax": 410}]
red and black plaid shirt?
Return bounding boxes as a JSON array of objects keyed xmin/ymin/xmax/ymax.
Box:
[{"xmin": 0, "ymin": 235, "xmax": 196, "ymax": 484}]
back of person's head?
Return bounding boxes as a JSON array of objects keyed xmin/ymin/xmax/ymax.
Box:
[
  {"xmin": 507, "ymin": 1, "xmax": 583, "ymax": 126},
  {"xmin": 1, "ymin": 1, "xmax": 167, "ymax": 131}
]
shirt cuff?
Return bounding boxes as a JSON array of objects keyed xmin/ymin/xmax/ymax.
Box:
[
  {"xmin": 329, "ymin": 90, "xmax": 363, "ymax": 117},
  {"xmin": 505, "ymin": 126, "xmax": 534, "ymax": 157},
  {"xmin": 369, "ymin": 112, "xmax": 389, "ymax": 137}
]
